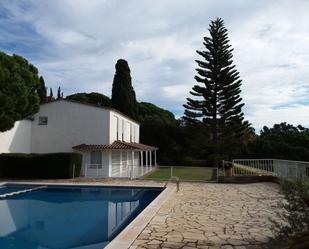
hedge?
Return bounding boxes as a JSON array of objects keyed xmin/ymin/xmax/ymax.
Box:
[{"xmin": 0, "ymin": 153, "xmax": 82, "ymax": 179}]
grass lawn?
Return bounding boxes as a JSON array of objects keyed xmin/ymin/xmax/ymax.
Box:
[{"xmin": 143, "ymin": 166, "xmax": 215, "ymax": 181}]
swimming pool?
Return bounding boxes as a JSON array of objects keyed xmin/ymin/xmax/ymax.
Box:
[{"xmin": 0, "ymin": 183, "xmax": 163, "ymax": 249}]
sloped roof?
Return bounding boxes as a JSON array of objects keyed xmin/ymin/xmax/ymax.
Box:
[{"xmin": 72, "ymin": 140, "xmax": 158, "ymax": 151}]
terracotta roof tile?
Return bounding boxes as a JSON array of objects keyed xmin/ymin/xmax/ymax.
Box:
[{"xmin": 72, "ymin": 140, "xmax": 158, "ymax": 151}]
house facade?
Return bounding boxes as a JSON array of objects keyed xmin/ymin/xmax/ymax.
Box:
[{"xmin": 0, "ymin": 99, "xmax": 158, "ymax": 178}]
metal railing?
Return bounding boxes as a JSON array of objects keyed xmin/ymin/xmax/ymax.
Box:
[{"xmin": 232, "ymin": 159, "xmax": 309, "ymax": 180}]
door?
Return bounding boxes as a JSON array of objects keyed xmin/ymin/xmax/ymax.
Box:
[{"xmin": 86, "ymin": 151, "xmax": 103, "ymax": 178}]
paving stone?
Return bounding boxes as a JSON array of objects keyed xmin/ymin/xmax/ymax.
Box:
[
  {"xmin": 128, "ymin": 182, "xmax": 286, "ymax": 249},
  {"xmin": 166, "ymin": 237, "xmax": 183, "ymax": 243},
  {"xmin": 161, "ymin": 241, "xmax": 184, "ymax": 248},
  {"xmin": 227, "ymin": 239, "xmax": 249, "ymax": 246},
  {"xmin": 197, "ymin": 246, "xmax": 209, "ymax": 249},
  {"xmin": 132, "ymin": 239, "xmax": 148, "ymax": 246},
  {"xmin": 221, "ymin": 245, "xmax": 233, "ymax": 249}
]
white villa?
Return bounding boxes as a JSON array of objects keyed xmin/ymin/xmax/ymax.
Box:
[{"xmin": 0, "ymin": 99, "xmax": 158, "ymax": 178}]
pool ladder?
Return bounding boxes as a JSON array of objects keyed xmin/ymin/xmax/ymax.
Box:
[{"xmin": 0, "ymin": 186, "xmax": 47, "ymax": 199}]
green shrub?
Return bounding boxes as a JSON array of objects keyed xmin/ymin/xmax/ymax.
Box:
[
  {"xmin": 0, "ymin": 153, "xmax": 82, "ymax": 179},
  {"xmin": 271, "ymin": 179, "xmax": 309, "ymax": 238}
]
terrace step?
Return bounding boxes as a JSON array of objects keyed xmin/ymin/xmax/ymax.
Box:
[{"xmin": 0, "ymin": 186, "xmax": 47, "ymax": 199}]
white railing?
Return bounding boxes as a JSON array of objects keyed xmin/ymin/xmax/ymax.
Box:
[
  {"xmin": 84, "ymin": 164, "xmax": 105, "ymax": 178},
  {"xmin": 83, "ymin": 163, "xmax": 155, "ymax": 179},
  {"xmin": 232, "ymin": 159, "xmax": 309, "ymax": 179}
]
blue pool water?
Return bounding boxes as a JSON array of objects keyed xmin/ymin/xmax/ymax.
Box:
[{"xmin": 0, "ymin": 184, "xmax": 163, "ymax": 249}]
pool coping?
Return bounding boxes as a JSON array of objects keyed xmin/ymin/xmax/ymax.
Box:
[
  {"xmin": 0, "ymin": 180, "xmax": 175, "ymax": 249},
  {"xmin": 105, "ymin": 184, "xmax": 175, "ymax": 249}
]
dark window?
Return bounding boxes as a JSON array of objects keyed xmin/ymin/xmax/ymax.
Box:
[
  {"xmin": 38, "ymin": 116, "xmax": 48, "ymax": 125},
  {"xmin": 116, "ymin": 117, "xmax": 119, "ymax": 140},
  {"xmin": 122, "ymin": 120, "xmax": 124, "ymax": 141},
  {"xmin": 130, "ymin": 124, "xmax": 132, "ymax": 142},
  {"xmin": 90, "ymin": 151, "xmax": 102, "ymax": 166}
]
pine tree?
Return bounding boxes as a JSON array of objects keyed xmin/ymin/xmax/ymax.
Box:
[
  {"xmin": 57, "ymin": 86, "xmax": 61, "ymax": 99},
  {"xmin": 0, "ymin": 52, "xmax": 40, "ymax": 131},
  {"xmin": 111, "ymin": 59, "xmax": 138, "ymax": 119},
  {"xmin": 183, "ymin": 18, "xmax": 250, "ymax": 156},
  {"xmin": 49, "ymin": 88, "xmax": 53, "ymax": 99},
  {"xmin": 37, "ymin": 76, "xmax": 47, "ymax": 103}
]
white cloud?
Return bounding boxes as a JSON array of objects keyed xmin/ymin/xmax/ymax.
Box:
[
  {"xmin": 1, "ymin": 0, "xmax": 309, "ymax": 130},
  {"xmin": 248, "ymin": 104, "xmax": 309, "ymax": 131}
]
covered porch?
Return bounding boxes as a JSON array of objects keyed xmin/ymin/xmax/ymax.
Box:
[{"xmin": 73, "ymin": 141, "xmax": 158, "ymax": 179}]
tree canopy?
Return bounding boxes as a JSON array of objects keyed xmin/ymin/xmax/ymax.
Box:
[
  {"xmin": 0, "ymin": 52, "xmax": 40, "ymax": 132},
  {"xmin": 138, "ymin": 102, "xmax": 176, "ymax": 124},
  {"xmin": 111, "ymin": 59, "xmax": 138, "ymax": 120},
  {"xmin": 66, "ymin": 92, "xmax": 111, "ymax": 107},
  {"xmin": 138, "ymin": 102, "xmax": 181, "ymax": 164},
  {"xmin": 246, "ymin": 123, "xmax": 309, "ymax": 161}
]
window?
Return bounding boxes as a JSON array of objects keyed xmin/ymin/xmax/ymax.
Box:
[
  {"xmin": 125, "ymin": 122, "xmax": 130, "ymax": 142},
  {"xmin": 90, "ymin": 151, "xmax": 102, "ymax": 167},
  {"xmin": 38, "ymin": 116, "xmax": 48, "ymax": 125},
  {"xmin": 116, "ymin": 116, "xmax": 119, "ymax": 140},
  {"xmin": 122, "ymin": 120, "xmax": 124, "ymax": 141},
  {"xmin": 133, "ymin": 125, "xmax": 136, "ymax": 142},
  {"xmin": 130, "ymin": 123, "xmax": 132, "ymax": 142}
]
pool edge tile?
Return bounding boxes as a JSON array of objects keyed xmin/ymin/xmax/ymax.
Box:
[{"xmin": 104, "ymin": 185, "xmax": 176, "ymax": 249}]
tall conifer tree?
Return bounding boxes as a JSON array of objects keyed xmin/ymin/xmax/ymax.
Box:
[
  {"xmin": 111, "ymin": 59, "xmax": 138, "ymax": 120},
  {"xmin": 183, "ymin": 18, "xmax": 250, "ymax": 155},
  {"xmin": 37, "ymin": 76, "xmax": 47, "ymax": 103},
  {"xmin": 49, "ymin": 88, "xmax": 53, "ymax": 99},
  {"xmin": 57, "ymin": 86, "xmax": 61, "ymax": 99}
]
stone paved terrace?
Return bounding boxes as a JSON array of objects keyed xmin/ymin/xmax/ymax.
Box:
[{"xmin": 129, "ymin": 182, "xmax": 285, "ymax": 249}]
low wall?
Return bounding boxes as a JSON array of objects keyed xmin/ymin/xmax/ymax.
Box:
[{"xmin": 218, "ymin": 175, "xmax": 279, "ymax": 184}]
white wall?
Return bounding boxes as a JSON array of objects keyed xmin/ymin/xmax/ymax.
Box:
[
  {"xmin": 31, "ymin": 100, "xmax": 110, "ymax": 153},
  {"xmin": 109, "ymin": 110, "xmax": 140, "ymax": 143},
  {"xmin": 0, "ymin": 120, "xmax": 32, "ymax": 153}
]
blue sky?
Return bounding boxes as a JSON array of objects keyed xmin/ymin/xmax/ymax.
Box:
[{"xmin": 1, "ymin": 0, "xmax": 309, "ymax": 130}]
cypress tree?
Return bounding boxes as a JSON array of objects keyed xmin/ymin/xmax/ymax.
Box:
[
  {"xmin": 49, "ymin": 88, "xmax": 53, "ymax": 99},
  {"xmin": 183, "ymin": 18, "xmax": 250, "ymax": 156},
  {"xmin": 111, "ymin": 59, "xmax": 138, "ymax": 120},
  {"xmin": 37, "ymin": 76, "xmax": 47, "ymax": 103},
  {"xmin": 57, "ymin": 86, "xmax": 61, "ymax": 99}
]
